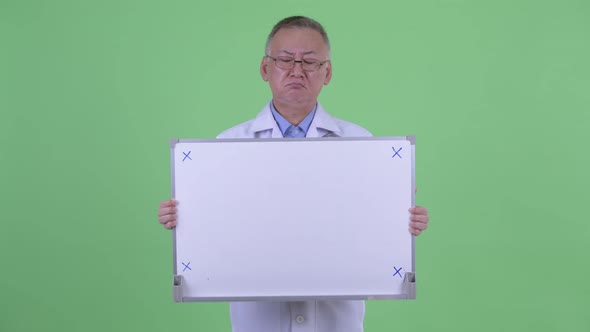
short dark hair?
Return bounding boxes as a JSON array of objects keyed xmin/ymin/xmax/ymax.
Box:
[{"xmin": 265, "ymin": 16, "xmax": 330, "ymax": 54}]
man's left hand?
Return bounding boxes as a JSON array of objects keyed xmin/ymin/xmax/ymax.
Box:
[{"xmin": 409, "ymin": 206, "xmax": 429, "ymax": 236}]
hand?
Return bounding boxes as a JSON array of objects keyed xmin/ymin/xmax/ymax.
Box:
[
  {"xmin": 408, "ymin": 206, "xmax": 429, "ymax": 236},
  {"xmin": 158, "ymin": 199, "xmax": 177, "ymax": 229}
]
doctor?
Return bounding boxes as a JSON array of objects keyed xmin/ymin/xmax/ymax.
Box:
[{"xmin": 157, "ymin": 16, "xmax": 430, "ymax": 332}]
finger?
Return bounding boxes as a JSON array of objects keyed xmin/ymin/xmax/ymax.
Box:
[
  {"xmin": 410, "ymin": 214, "xmax": 429, "ymax": 224},
  {"xmin": 159, "ymin": 199, "xmax": 177, "ymax": 209},
  {"xmin": 409, "ymin": 227, "xmax": 422, "ymax": 236},
  {"xmin": 408, "ymin": 206, "xmax": 428, "ymax": 215},
  {"xmin": 164, "ymin": 220, "xmax": 177, "ymax": 229},
  {"xmin": 158, "ymin": 214, "xmax": 176, "ymax": 225},
  {"xmin": 157, "ymin": 206, "xmax": 177, "ymax": 217},
  {"xmin": 410, "ymin": 221, "xmax": 428, "ymax": 231}
]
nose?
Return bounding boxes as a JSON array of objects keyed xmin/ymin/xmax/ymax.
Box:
[{"xmin": 290, "ymin": 60, "xmax": 305, "ymax": 76}]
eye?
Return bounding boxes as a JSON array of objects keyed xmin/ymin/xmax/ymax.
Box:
[
  {"xmin": 303, "ymin": 59, "xmax": 320, "ymax": 65},
  {"xmin": 276, "ymin": 57, "xmax": 294, "ymax": 64}
]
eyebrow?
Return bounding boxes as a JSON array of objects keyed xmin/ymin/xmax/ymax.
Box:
[{"xmin": 277, "ymin": 50, "xmax": 318, "ymax": 56}]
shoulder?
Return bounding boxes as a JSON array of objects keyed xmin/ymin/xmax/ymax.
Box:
[
  {"xmin": 216, "ymin": 102, "xmax": 275, "ymax": 139},
  {"xmin": 216, "ymin": 118, "xmax": 256, "ymax": 139},
  {"xmin": 314, "ymin": 104, "xmax": 373, "ymax": 137},
  {"xmin": 332, "ymin": 117, "xmax": 373, "ymax": 137}
]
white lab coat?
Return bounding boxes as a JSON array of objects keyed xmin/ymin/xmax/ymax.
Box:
[
  {"xmin": 217, "ymin": 101, "xmax": 372, "ymax": 140},
  {"xmin": 217, "ymin": 101, "xmax": 372, "ymax": 332}
]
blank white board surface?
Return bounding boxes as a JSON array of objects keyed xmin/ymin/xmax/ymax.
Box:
[{"xmin": 171, "ymin": 137, "xmax": 415, "ymax": 302}]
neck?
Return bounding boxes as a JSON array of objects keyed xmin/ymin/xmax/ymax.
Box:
[{"xmin": 272, "ymin": 100, "xmax": 316, "ymax": 126}]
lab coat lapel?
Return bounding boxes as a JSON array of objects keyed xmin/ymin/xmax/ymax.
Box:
[
  {"xmin": 308, "ymin": 103, "xmax": 343, "ymax": 138},
  {"xmin": 248, "ymin": 102, "xmax": 283, "ymax": 138},
  {"xmin": 248, "ymin": 102, "xmax": 342, "ymax": 138}
]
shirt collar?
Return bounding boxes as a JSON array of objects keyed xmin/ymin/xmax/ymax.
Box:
[
  {"xmin": 248, "ymin": 101, "xmax": 342, "ymax": 137},
  {"xmin": 270, "ymin": 101, "xmax": 317, "ymax": 137}
]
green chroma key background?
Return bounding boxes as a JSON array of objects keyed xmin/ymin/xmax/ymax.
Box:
[{"xmin": 1, "ymin": 0, "xmax": 588, "ymax": 331}]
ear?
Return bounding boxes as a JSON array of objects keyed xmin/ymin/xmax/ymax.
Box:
[
  {"xmin": 323, "ymin": 61, "xmax": 332, "ymax": 85},
  {"xmin": 260, "ymin": 56, "xmax": 270, "ymax": 82}
]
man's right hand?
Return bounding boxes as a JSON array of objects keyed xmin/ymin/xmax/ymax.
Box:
[{"xmin": 158, "ymin": 199, "xmax": 177, "ymax": 229}]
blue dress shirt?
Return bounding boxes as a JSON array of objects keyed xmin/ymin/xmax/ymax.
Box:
[{"xmin": 270, "ymin": 101, "xmax": 317, "ymax": 137}]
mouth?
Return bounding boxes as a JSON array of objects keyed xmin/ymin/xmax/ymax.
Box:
[{"xmin": 286, "ymin": 82, "xmax": 305, "ymax": 89}]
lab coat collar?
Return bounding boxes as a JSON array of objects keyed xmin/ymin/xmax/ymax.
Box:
[{"xmin": 249, "ymin": 101, "xmax": 342, "ymax": 138}]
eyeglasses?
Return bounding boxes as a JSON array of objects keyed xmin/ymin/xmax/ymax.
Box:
[{"xmin": 265, "ymin": 55, "xmax": 329, "ymax": 72}]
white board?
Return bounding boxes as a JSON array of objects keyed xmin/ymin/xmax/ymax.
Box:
[{"xmin": 171, "ymin": 137, "xmax": 416, "ymax": 302}]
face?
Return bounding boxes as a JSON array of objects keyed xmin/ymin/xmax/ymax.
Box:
[{"xmin": 260, "ymin": 27, "xmax": 332, "ymax": 107}]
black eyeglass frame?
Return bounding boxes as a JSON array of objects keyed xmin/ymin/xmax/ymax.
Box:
[{"xmin": 265, "ymin": 55, "xmax": 330, "ymax": 72}]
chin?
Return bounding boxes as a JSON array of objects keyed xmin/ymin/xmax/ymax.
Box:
[{"xmin": 282, "ymin": 96, "xmax": 314, "ymax": 105}]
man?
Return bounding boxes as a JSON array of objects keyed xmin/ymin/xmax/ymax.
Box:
[{"xmin": 157, "ymin": 16, "xmax": 430, "ymax": 332}]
